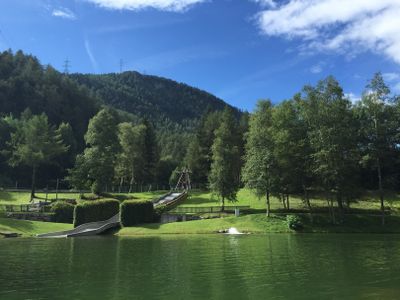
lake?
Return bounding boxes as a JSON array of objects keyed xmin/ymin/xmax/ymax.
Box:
[{"xmin": 1, "ymin": 234, "xmax": 400, "ymax": 299}]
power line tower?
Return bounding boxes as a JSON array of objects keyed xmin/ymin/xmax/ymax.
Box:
[
  {"xmin": 63, "ymin": 58, "xmax": 70, "ymax": 74},
  {"xmin": 119, "ymin": 58, "xmax": 124, "ymax": 73}
]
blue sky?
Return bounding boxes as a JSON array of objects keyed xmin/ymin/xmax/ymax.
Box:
[{"xmin": 1, "ymin": 0, "xmax": 400, "ymax": 111}]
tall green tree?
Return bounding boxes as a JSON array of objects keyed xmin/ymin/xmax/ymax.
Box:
[
  {"xmin": 7, "ymin": 112, "xmax": 67, "ymax": 200},
  {"xmin": 116, "ymin": 122, "xmax": 146, "ymax": 192},
  {"xmin": 70, "ymin": 108, "xmax": 120, "ymax": 194},
  {"xmin": 355, "ymin": 73, "xmax": 398, "ymax": 225},
  {"xmin": 302, "ymin": 77, "xmax": 359, "ymax": 220},
  {"xmin": 208, "ymin": 107, "xmax": 240, "ymax": 210},
  {"xmin": 142, "ymin": 119, "xmax": 159, "ymax": 185},
  {"xmin": 242, "ymin": 100, "xmax": 275, "ymax": 216}
]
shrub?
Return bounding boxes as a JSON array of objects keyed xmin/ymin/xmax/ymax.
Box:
[
  {"xmin": 153, "ymin": 204, "xmax": 167, "ymax": 222},
  {"xmin": 120, "ymin": 200, "xmax": 155, "ymax": 227},
  {"xmin": 51, "ymin": 201, "xmax": 74, "ymax": 223},
  {"xmin": 286, "ymin": 214, "xmax": 303, "ymax": 230},
  {"xmin": 74, "ymin": 199, "xmax": 120, "ymax": 227}
]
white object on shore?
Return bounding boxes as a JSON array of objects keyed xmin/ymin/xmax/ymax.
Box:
[{"xmin": 226, "ymin": 227, "xmax": 244, "ymax": 235}]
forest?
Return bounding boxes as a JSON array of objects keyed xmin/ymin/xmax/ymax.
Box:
[{"xmin": 0, "ymin": 50, "xmax": 400, "ymax": 224}]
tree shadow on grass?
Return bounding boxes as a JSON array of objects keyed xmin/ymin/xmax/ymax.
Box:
[{"xmin": 0, "ymin": 192, "xmax": 25, "ymax": 202}]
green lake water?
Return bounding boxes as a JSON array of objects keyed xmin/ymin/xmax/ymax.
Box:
[{"xmin": 1, "ymin": 234, "xmax": 400, "ymax": 299}]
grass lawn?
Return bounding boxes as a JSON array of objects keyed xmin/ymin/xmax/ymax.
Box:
[
  {"xmin": 178, "ymin": 189, "xmax": 400, "ymax": 213},
  {"xmin": 118, "ymin": 213, "xmax": 400, "ymax": 235},
  {"xmin": 0, "ymin": 217, "xmax": 72, "ymax": 237},
  {"xmin": 118, "ymin": 214, "xmax": 291, "ymax": 235}
]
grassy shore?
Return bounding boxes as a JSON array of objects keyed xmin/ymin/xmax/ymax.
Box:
[
  {"xmin": 179, "ymin": 189, "xmax": 400, "ymax": 212},
  {"xmin": 0, "ymin": 217, "xmax": 72, "ymax": 237},
  {"xmin": 117, "ymin": 213, "xmax": 400, "ymax": 236}
]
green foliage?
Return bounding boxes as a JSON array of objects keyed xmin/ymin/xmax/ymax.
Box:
[
  {"xmin": 51, "ymin": 201, "xmax": 74, "ymax": 223},
  {"xmin": 115, "ymin": 122, "xmax": 146, "ymax": 190},
  {"xmin": 120, "ymin": 200, "xmax": 155, "ymax": 226},
  {"xmin": 209, "ymin": 107, "xmax": 241, "ymax": 208},
  {"xmin": 73, "ymin": 199, "xmax": 120, "ymax": 227},
  {"xmin": 242, "ymin": 100, "xmax": 274, "ymax": 198},
  {"xmin": 70, "ymin": 108, "xmax": 120, "ymax": 194},
  {"xmin": 6, "ymin": 111, "xmax": 68, "ymax": 199},
  {"xmin": 286, "ymin": 215, "xmax": 303, "ymax": 230},
  {"xmin": 153, "ymin": 204, "xmax": 168, "ymax": 222}
]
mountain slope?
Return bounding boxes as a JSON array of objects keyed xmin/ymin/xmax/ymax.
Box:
[{"xmin": 71, "ymin": 71, "xmax": 238, "ymax": 124}]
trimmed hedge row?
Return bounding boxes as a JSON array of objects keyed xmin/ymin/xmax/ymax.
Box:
[
  {"xmin": 120, "ymin": 200, "xmax": 155, "ymax": 226},
  {"xmin": 73, "ymin": 199, "xmax": 120, "ymax": 227},
  {"xmin": 51, "ymin": 201, "xmax": 74, "ymax": 223}
]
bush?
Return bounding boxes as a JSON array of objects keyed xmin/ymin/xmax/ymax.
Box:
[
  {"xmin": 286, "ymin": 214, "xmax": 303, "ymax": 230},
  {"xmin": 74, "ymin": 199, "xmax": 120, "ymax": 227},
  {"xmin": 120, "ymin": 200, "xmax": 155, "ymax": 227},
  {"xmin": 153, "ymin": 204, "xmax": 167, "ymax": 222},
  {"xmin": 51, "ymin": 201, "xmax": 75, "ymax": 223}
]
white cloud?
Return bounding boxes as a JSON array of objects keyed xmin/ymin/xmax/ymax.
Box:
[
  {"xmin": 254, "ymin": 0, "xmax": 400, "ymax": 64},
  {"xmin": 383, "ymin": 72, "xmax": 400, "ymax": 82},
  {"xmin": 251, "ymin": 0, "xmax": 276, "ymax": 8},
  {"xmin": 393, "ymin": 82, "xmax": 400, "ymax": 93},
  {"xmin": 84, "ymin": 39, "xmax": 99, "ymax": 72},
  {"xmin": 345, "ymin": 92, "xmax": 361, "ymax": 104},
  {"xmin": 52, "ymin": 8, "xmax": 76, "ymax": 20},
  {"xmin": 310, "ymin": 64, "xmax": 322, "ymax": 74},
  {"xmin": 84, "ymin": 0, "xmax": 206, "ymax": 12}
]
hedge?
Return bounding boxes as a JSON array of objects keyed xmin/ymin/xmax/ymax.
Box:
[
  {"xmin": 73, "ymin": 199, "xmax": 120, "ymax": 227},
  {"xmin": 51, "ymin": 201, "xmax": 74, "ymax": 223},
  {"xmin": 120, "ymin": 200, "xmax": 155, "ymax": 227}
]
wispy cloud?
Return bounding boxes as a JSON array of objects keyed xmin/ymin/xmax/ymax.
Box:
[
  {"xmin": 383, "ymin": 72, "xmax": 400, "ymax": 82},
  {"xmin": 84, "ymin": 39, "xmax": 99, "ymax": 72},
  {"xmin": 345, "ymin": 92, "xmax": 361, "ymax": 104},
  {"xmin": 310, "ymin": 63, "xmax": 323, "ymax": 74},
  {"xmin": 52, "ymin": 7, "xmax": 77, "ymax": 20},
  {"xmin": 131, "ymin": 46, "xmax": 226, "ymax": 72},
  {"xmin": 254, "ymin": 0, "xmax": 400, "ymax": 64},
  {"xmin": 84, "ymin": 0, "xmax": 207, "ymax": 12}
]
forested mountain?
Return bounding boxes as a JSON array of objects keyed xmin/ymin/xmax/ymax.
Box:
[
  {"xmin": 71, "ymin": 72, "xmax": 237, "ymax": 125},
  {"xmin": 0, "ymin": 50, "xmax": 236, "ymax": 188}
]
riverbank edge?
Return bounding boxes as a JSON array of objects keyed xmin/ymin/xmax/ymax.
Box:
[{"xmin": 116, "ymin": 213, "xmax": 400, "ymax": 236}]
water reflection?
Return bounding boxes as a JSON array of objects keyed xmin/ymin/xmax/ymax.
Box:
[{"xmin": 0, "ymin": 234, "xmax": 400, "ymax": 299}]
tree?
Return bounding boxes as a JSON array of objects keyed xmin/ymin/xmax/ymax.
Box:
[
  {"xmin": 70, "ymin": 108, "xmax": 120, "ymax": 194},
  {"xmin": 242, "ymin": 100, "xmax": 275, "ymax": 216},
  {"xmin": 302, "ymin": 77, "xmax": 360, "ymax": 221},
  {"xmin": 208, "ymin": 107, "xmax": 240, "ymax": 211},
  {"xmin": 116, "ymin": 122, "xmax": 146, "ymax": 192},
  {"xmin": 355, "ymin": 73, "xmax": 398, "ymax": 225},
  {"xmin": 270, "ymin": 99, "xmax": 312, "ymax": 211},
  {"xmin": 7, "ymin": 112, "xmax": 67, "ymax": 200},
  {"xmin": 142, "ymin": 119, "xmax": 159, "ymax": 185}
]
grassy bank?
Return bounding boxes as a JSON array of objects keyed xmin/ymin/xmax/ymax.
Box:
[
  {"xmin": 179, "ymin": 189, "xmax": 400, "ymax": 213},
  {"xmin": 0, "ymin": 217, "xmax": 72, "ymax": 237},
  {"xmin": 118, "ymin": 213, "xmax": 400, "ymax": 235}
]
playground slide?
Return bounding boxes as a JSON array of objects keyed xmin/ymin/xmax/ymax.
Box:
[
  {"xmin": 38, "ymin": 192, "xmax": 186, "ymax": 238},
  {"xmin": 37, "ymin": 214, "xmax": 120, "ymax": 238}
]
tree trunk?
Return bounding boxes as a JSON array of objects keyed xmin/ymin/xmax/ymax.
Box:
[
  {"xmin": 118, "ymin": 177, "xmax": 124, "ymax": 193},
  {"xmin": 266, "ymin": 191, "xmax": 270, "ymax": 217},
  {"xmin": 30, "ymin": 166, "xmax": 36, "ymax": 202},
  {"xmin": 337, "ymin": 192, "xmax": 344, "ymax": 221},
  {"xmin": 281, "ymin": 193, "xmax": 287, "ymax": 210},
  {"xmin": 221, "ymin": 197, "xmax": 225, "ymax": 212},
  {"xmin": 304, "ymin": 188, "xmax": 313, "ymax": 223},
  {"xmin": 377, "ymin": 158, "xmax": 385, "ymax": 226},
  {"xmin": 286, "ymin": 194, "xmax": 290, "ymax": 211}
]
